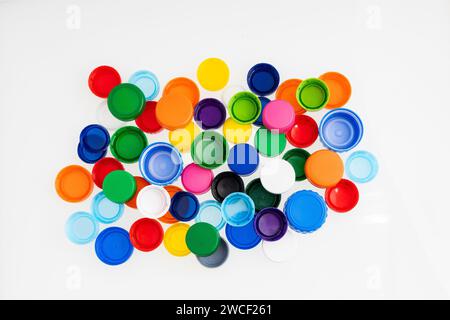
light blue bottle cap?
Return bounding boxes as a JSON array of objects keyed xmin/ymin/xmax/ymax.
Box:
[
  {"xmin": 221, "ymin": 192, "xmax": 255, "ymax": 227},
  {"xmin": 319, "ymin": 108, "xmax": 363, "ymax": 152},
  {"xmin": 65, "ymin": 211, "xmax": 99, "ymax": 245},
  {"xmin": 95, "ymin": 227, "xmax": 134, "ymax": 266},
  {"xmin": 92, "ymin": 192, "xmax": 124, "ymax": 224},
  {"xmin": 129, "ymin": 70, "xmax": 160, "ymax": 101},
  {"xmin": 346, "ymin": 150, "xmax": 378, "ymax": 183},
  {"xmin": 139, "ymin": 142, "xmax": 183, "ymax": 186},
  {"xmin": 195, "ymin": 200, "xmax": 225, "ymax": 230},
  {"xmin": 284, "ymin": 190, "xmax": 327, "ymax": 233}
]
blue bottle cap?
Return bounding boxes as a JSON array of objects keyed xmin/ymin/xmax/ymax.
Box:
[
  {"xmin": 92, "ymin": 192, "xmax": 124, "ymax": 224},
  {"xmin": 227, "ymin": 143, "xmax": 259, "ymax": 176},
  {"xmin": 284, "ymin": 190, "xmax": 327, "ymax": 233},
  {"xmin": 221, "ymin": 192, "xmax": 255, "ymax": 227},
  {"xmin": 196, "ymin": 238, "xmax": 229, "ymax": 268},
  {"xmin": 195, "ymin": 200, "xmax": 225, "ymax": 230},
  {"xmin": 346, "ymin": 150, "xmax": 378, "ymax": 183},
  {"xmin": 225, "ymin": 218, "xmax": 261, "ymax": 250},
  {"xmin": 319, "ymin": 108, "xmax": 364, "ymax": 152},
  {"xmin": 95, "ymin": 227, "xmax": 134, "ymax": 266},
  {"xmin": 77, "ymin": 143, "xmax": 107, "ymax": 164},
  {"xmin": 129, "ymin": 70, "xmax": 160, "ymax": 101},
  {"xmin": 79, "ymin": 124, "xmax": 110, "ymax": 152},
  {"xmin": 169, "ymin": 191, "xmax": 200, "ymax": 221},
  {"xmin": 139, "ymin": 142, "xmax": 183, "ymax": 185},
  {"xmin": 254, "ymin": 97, "xmax": 270, "ymax": 126},
  {"xmin": 65, "ymin": 211, "xmax": 99, "ymax": 245},
  {"xmin": 247, "ymin": 63, "xmax": 280, "ymax": 96}
]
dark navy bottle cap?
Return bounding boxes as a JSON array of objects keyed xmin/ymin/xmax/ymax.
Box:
[
  {"xmin": 169, "ymin": 191, "xmax": 200, "ymax": 221},
  {"xmin": 254, "ymin": 208, "xmax": 288, "ymax": 241},
  {"xmin": 95, "ymin": 227, "xmax": 134, "ymax": 266},
  {"xmin": 225, "ymin": 218, "xmax": 261, "ymax": 250},
  {"xmin": 227, "ymin": 143, "xmax": 259, "ymax": 176},
  {"xmin": 79, "ymin": 124, "xmax": 110, "ymax": 152},
  {"xmin": 77, "ymin": 143, "xmax": 107, "ymax": 164},
  {"xmin": 254, "ymin": 97, "xmax": 270, "ymax": 126},
  {"xmin": 284, "ymin": 190, "xmax": 327, "ymax": 233},
  {"xmin": 196, "ymin": 237, "xmax": 229, "ymax": 268},
  {"xmin": 247, "ymin": 63, "xmax": 280, "ymax": 96},
  {"xmin": 211, "ymin": 171, "xmax": 244, "ymax": 202},
  {"xmin": 194, "ymin": 98, "xmax": 227, "ymax": 130}
]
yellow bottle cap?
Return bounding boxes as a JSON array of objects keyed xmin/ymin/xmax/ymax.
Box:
[
  {"xmin": 163, "ymin": 223, "xmax": 191, "ymax": 257},
  {"xmin": 222, "ymin": 118, "xmax": 252, "ymax": 144},
  {"xmin": 168, "ymin": 122, "xmax": 200, "ymax": 153},
  {"xmin": 197, "ymin": 58, "xmax": 230, "ymax": 91}
]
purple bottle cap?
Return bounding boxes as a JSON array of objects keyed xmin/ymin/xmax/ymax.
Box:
[
  {"xmin": 254, "ymin": 208, "xmax": 288, "ymax": 241},
  {"xmin": 194, "ymin": 98, "xmax": 227, "ymax": 130}
]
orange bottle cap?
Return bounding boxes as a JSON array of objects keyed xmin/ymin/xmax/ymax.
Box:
[
  {"xmin": 156, "ymin": 93, "xmax": 194, "ymax": 131},
  {"xmin": 55, "ymin": 165, "xmax": 93, "ymax": 202},
  {"xmin": 319, "ymin": 72, "xmax": 352, "ymax": 109},
  {"xmin": 163, "ymin": 77, "xmax": 200, "ymax": 107},
  {"xmin": 276, "ymin": 79, "xmax": 306, "ymax": 115},
  {"xmin": 125, "ymin": 176, "xmax": 150, "ymax": 209},
  {"xmin": 304, "ymin": 150, "xmax": 344, "ymax": 188},
  {"xmin": 159, "ymin": 185, "xmax": 183, "ymax": 224}
]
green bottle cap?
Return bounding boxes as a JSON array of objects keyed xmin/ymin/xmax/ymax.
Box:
[
  {"xmin": 228, "ymin": 91, "xmax": 262, "ymax": 124},
  {"xmin": 245, "ymin": 178, "xmax": 281, "ymax": 212},
  {"xmin": 185, "ymin": 222, "xmax": 220, "ymax": 257},
  {"xmin": 282, "ymin": 148, "xmax": 310, "ymax": 181},
  {"xmin": 191, "ymin": 131, "xmax": 229, "ymax": 169},
  {"xmin": 108, "ymin": 83, "xmax": 145, "ymax": 121},
  {"xmin": 254, "ymin": 127, "xmax": 286, "ymax": 157},
  {"xmin": 110, "ymin": 126, "xmax": 148, "ymax": 163},
  {"xmin": 102, "ymin": 170, "xmax": 137, "ymax": 204},
  {"xmin": 296, "ymin": 78, "xmax": 330, "ymax": 111}
]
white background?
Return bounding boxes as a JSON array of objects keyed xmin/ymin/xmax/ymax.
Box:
[{"xmin": 1, "ymin": 0, "xmax": 450, "ymax": 300}]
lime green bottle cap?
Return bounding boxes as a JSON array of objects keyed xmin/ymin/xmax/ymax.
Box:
[
  {"xmin": 296, "ymin": 78, "xmax": 330, "ymax": 111},
  {"xmin": 108, "ymin": 83, "xmax": 145, "ymax": 121},
  {"xmin": 102, "ymin": 170, "xmax": 137, "ymax": 204},
  {"xmin": 185, "ymin": 222, "xmax": 220, "ymax": 257},
  {"xmin": 191, "ymin": 131, "xmax": 229, "ymax": 169},
  {"xmin": 254, "ymin": 127, "xmax": 286, "ymax": 157},
  {"xmin": 110, "ymin": 126, "xmax": 148, "ymax": 163},
  {"xmin": 228, "ymin": 91, "xmax": 262, "ymax": 124},
  {"xmin": 282, "ymin": 148, "xmax": 310, "ymax": 181}
]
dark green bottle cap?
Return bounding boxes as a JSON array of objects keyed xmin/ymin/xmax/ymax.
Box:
[
  {"xmin": 185, "ymin": 222, "xmax": 220, "ymax": 257},
  {"xmin": 102, "ymin": 170, "xmax": 137, "ymax": 204},
  {"xmin": 191, "ymin": 131, "xmax": 229, "ymax": 169},
  {"xmin": 254, "ymin": 127, "xmax": 286, "ymax": 157},
  {"xmin": 110, "ymin": 126, "xmax": 148, "ymax": 163},
  {"xmin": 282, "ymin": 148, "xmax": 310, "ymax": 181},
  {"xmin": 245, "ymin": 178, "xmax": 281, "ymax": 212},
  {"xmin": 108, "ymin": 83, "xmax": 145, "ymax": 121}
]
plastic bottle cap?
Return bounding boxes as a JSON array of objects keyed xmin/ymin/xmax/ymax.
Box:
[
  {"xmin": 227, "ymin": 143, "xmax": 259, "ymax": 176},
  {"xmin": 164, "ymin": 223, "xmax": 191, "ymax": 257},
  {"xmin": 135, "ymin": 101, "xmax": 163, "ymax": 134},
  {"xmin": 96, "ymin": 100, "xmax": 126, "ymax": 131},
  {"xmin": 228, "ymin": 92, "xmax": 262, "ymax": 124},
  {"xmin": 95, "ymin": 227, "xmax": 134, "ymax": 266},
  {"xmin": 286, "ymin": 115, "xmax": 319, "ymax": 148},
  {"xmin": 254, "ymin": 208, "xmax": 288, "ymax": 241},
  {"xmin": 79, "ymin": 124, "xmax": 110, "ymax": 152},
  {"xmin": 159, "ymin": 185, "xmax": 182, "ymax": 224},
  {"xmin": 168, "ymin": 122, "xmax": 200, "ymax": 153},
  {"xmin": 345, "ymin": 151, "xmax": 378, "ymax": 183},
  {"xmin": 129, "ymin": 70, "xmax": 160, "ymax": 101},
  {"xmin": 195, "ymin": 200, "xmax": 225, "ymax": 230},
  {"xmin": 222, "ymin": 118, "xmax": 252, "ymax": 144},
  {"xmin": 325, "ymin": 179, "xmax": 359, "ymax": 213},
  {"xmin": 245, "ymin": 178, "xmax": 281, "ymax": 212},
  {"xmin": 282, "ymin": 148, "xmax": 310, "ymax": 181},
  {"xmin": 247, "ymin": 63, "xmax": 280, "ymax": 96},
  {"xmin": 107, "ymin": 83, "xmax": 146, "ymax": 121},
  {"xmin": 110, "ymin": 126, "xmax": 148, "ymax": 163},
  {"xmin": 221, "ymin": 192, "xmax": 255, "ymax": 227},
  {"xmin": 222, "ymin": 85, "xmax": 245, "ymax": 106},
  {"xmin": 262, "ymin": 230, "xmax": 298, "ymax": 263},
  {"xmin": 284, "ymin": 190, "xmax": 327, "ymax": 233},
  {"xmin": 55, "ymin": 165, "xmax": 93, "ymax": 202},
  {"xmin": 296, "ymin": 78, "xmax": 330, "ymax": 111},
  {"xmin": 92, "ymin": 192, "xmax": 124, "ymax": 224},
  {"xmin": 194, "ymin": 98, "xmax": 226, "ymax": 130},
  {"xmin": 125, "ymin": 176, "xmax": 150, "ymax": 209},
  {"xmin": 139, "ymin": 142, "xmax": 183, "ymax": 186},
  {"xmin": 319, "ymin": 108, "xmax": 363, "ymax": 152},
  {"xmin": 254, "ymin": 127, "xmax": 287, "ymax": 157},
  {"xmin": 276, "ymin": 79, "xmax": 306, "ymax": 115},
  {"xmin": 156, "ymin": 93, "xmax": 194, "ymax": 130},
  {"xmin": 186, "ymin": 222, "xmax": 220, "ymax": 257},
  {"xmin": 181, "ymin": 163, "xmax": 213, "ymax": 195},
  {"xmin": 225, "ymin": 218, "xmax": 261, "ymax": 250},
  {"xmin": 130, "ymin": 218, "xmax": 164, "ymax": 252},
  {"xmin": 305, "ymin": 149, "xmax": 344, "ymax": 188},
  {"xmin": 319, "ymin": 72, "xmax": 352, "ymax": 109},
  {"xmin": 77, "ymin": 143, "xmax": 107, "ymax": 164},
  {"xmin": 92, "ymin": 157, "xmax": 124, "ymax": 188},
  {"xmin": 197, "ymin": 238, "xmax": 229, "ymax": 268},
  {"xmin": 136, "ymin": 185, "xmax": 171, "ymax": 218},
  {"xmin": 65, "ymin": 212, "xmax": 99, "ymax": 245},
  {"xmin": 197, "ymin": 58, "xmax": 230, "ymax": 91},
  {"xmin": 254, "ymin": 97, "xmax": 270, "ymax": 126},
  {"xmin": 102, "ymin": 170, "xmax": 137, "ymax": 204},
  {"xmin": 260, "ymin": 158, "xmax": 296, "ymax": 194},
  {"xmin": 88, "ymin": 66, "xmax": 121, "ymax": 98},
  {"xmin": 169, "ymin": 191, "xmax": 200, "ymax": 221},
  {"xmin": 211, "ymin": 171, "xmax": 245, "ymax": 202},
  {"xmin": 163, "ymin": 77, "xmax": 200, "ymax": 107},
  {"xmin": 191, "ymin": 131, "xmax": 229, "ymax": 169},
  {"xmin": 262, "ymin": 100, "xmax": 296, "ymax": 133}
]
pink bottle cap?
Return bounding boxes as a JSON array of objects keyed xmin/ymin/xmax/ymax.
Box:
[
  {"xmin": 181, "ymin": 163, "xmax": 214, "ymax": 195},
  {"xmin": 262, "ymin": 100, "xmax": 295, "ymax": 133}
]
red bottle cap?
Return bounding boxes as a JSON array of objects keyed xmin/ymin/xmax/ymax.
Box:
[
  {"xmin": 91, "ymin": 157, "xmax": 124, "ymax": 188},
  {"xmin": 129, "ymin": 218, "xmax": 164, "ymax": 252},
  {"xmin": 135, "ymin": 101, "xmax": 163, "ymax": 134},
  {"xmin": 286, "ymin": 115, "xmax": 318, "ymax": 148},
  {"xmin": 88, "ymin": 66, "xmax": 121, "ymax": 98},
  {"xmin": 325, "ymin": 179, "xmax": 359, "ymax": 213}
]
